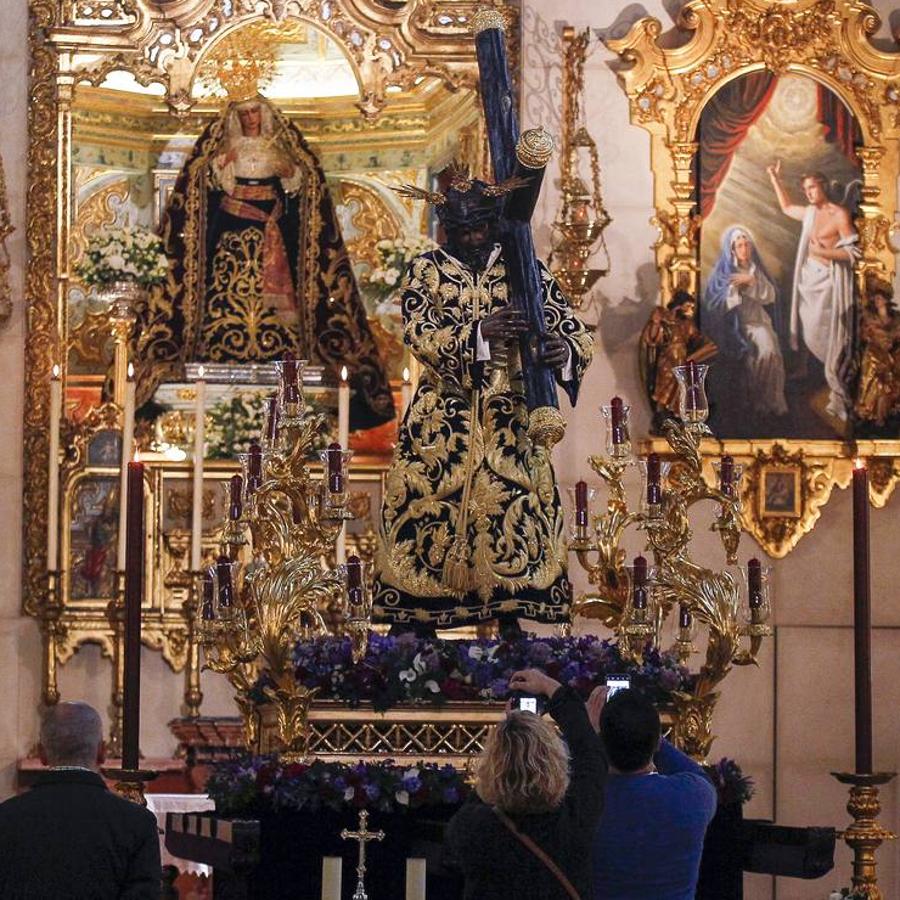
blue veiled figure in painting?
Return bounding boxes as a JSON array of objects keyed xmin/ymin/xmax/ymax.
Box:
[{"xmin": 702, "ymin": 225, "xmax": 788, "ymax": 421}]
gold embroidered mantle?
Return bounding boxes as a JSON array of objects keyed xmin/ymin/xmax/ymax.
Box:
[{"xmin": 374, "ymin": 249, "xmax": 593, "ymax": 626}]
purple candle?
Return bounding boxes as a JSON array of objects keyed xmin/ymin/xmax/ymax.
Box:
[
  {"xmin": 216, "ymin": 555, "xmax": 234, "ymax": 610},
  {"xmin": 632, "ymin": 555, "xmax": 648, "ymax": 610},
  {"xmin": 646, "ymin": 453, "xmax": 661, "ymax": 506},
  {"xmin": 229, "ymin": 474, "xmax": 243, "ymax": 521},
  {"xmin": 720, "ymin": 455, "xmax": 734, "ymax": 497},
  {"xmin": 679, "ymin": 604, "xmax": 692, "ymax": 629},
  {"xmin": 265, "ymin": 393, "xmax": 279, "ymax": 443},
  {"xmin": 200, "ymin": 572, "xmax": 215, "ymax": 621},
  {"xmin": 575, "ymin": 480, "xmax": 589, "ymax": 527},
  {"xmin": 326, "ymin": 442, "xmax": 344, "ymax": 493},
  {"xmin": 610, "ymin": 396, "xmax": 626, "ymax": 445},
  {"xmin": 282, "ymin": 351, "xmax": 299, "ymax": 404},
  {"xmin": 247, "ymin": 441, "xmax": 263, "ymax": 495},
  {"xmin": 346, "ymin": 554, "xmax": 363, "ymax": 608},
  {"xmin": 747, "ymin": 557, "xmax": 762, "ymax": 609}
]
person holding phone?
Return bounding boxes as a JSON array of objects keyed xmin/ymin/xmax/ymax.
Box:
[
  {"xmin": 589, "ymin": 690, "xmax": 717, "ymax": 900},
  {"xmin": 444, "ymin": 670, "xmax": 608, "ymax": 899}
]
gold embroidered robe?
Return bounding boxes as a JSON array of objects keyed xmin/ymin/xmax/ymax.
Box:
[{"xmin": 373, "ymin": 248, "xmax": 593, "ymax": 627}]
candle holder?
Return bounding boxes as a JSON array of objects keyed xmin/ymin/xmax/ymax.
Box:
[
  {"xmin": 673, "ymin": 362, "xmax": 710, "ymax": 433},
  {"xmin": 712, "ymin": 457, "xmax": 744, "ymax": 508},
  {"xmin": 221, "ymin": 475, "xmax": 249, "ymax": 549},
  {"xmin": 181, "ymin": 573, "xmax": 204, "ymax": 718},
  {"xmin": 101, "ymin": 766, "xmax": 159, "ymax": 807},
  {"xmin": 39, "ymin": 570, "xmax": 64, "ymax": 707},
  {"xmin": 338, "ymin": 555, "xmax": 373, "ymax": 663},
  {"xmin": 195, "ymin": 392, "xmax": 362, "ymax": 759},
  {"xmin": 830, "ymin": 771, "xmax": 897, "ymax": 900},
  {"xmin": 569, "ymin": 399, "xmax": 766, "ymax": 759},
  {"xmin": 599, "ymin": 398, "xmax": 633, "ymax": 461},
  {"xmin": 621, "ymin": 560, "xmax": 657, "ymax": 658},
  {"xmin": 320, "ymin": 445, "xmax": 354, "ymax": 521}
]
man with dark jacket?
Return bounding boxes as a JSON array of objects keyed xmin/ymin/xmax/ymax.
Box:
[{"xmin": 0, "ymin": 701, "xmax": 161, "ymax": 899}]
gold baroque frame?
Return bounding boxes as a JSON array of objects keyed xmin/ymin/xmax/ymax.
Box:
[
  {"xmin": 608, "ymin": 0, "xmax": 900, "ymax": 557},
  {"xmin": 24, "ymin": 2, "xmax": 504, "ymax": 619}
]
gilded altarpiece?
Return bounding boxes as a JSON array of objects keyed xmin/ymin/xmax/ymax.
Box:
[
  {"xmin": 24, "ymin": 1, "xmax": 504, "ymax": 706},
  {"xmin": 608, "ymin": 0, "xmax": 900, "ymax": 557}
]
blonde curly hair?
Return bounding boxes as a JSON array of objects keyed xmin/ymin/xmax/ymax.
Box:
[{"xmin": 475, "ymin": 712, "xmax": 570, "ymax": 814}]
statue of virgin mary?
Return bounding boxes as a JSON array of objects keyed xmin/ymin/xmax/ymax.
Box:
[{"xmin": 133, "ymin": 95, "xmax": 394, "ymax": 429}]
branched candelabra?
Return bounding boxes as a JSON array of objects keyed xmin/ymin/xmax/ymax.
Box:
[
  {"xmin": 196, "ymin": 357, "xmax": 373, "ymax": 760},
  {"xmin": 569, "ymin": 363, "xmax": 773, "ymax": 758}
]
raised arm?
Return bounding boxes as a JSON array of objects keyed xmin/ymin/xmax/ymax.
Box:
[{"xmin": 767, "ymin": 160, "xmax": 804, "ymax": 221}]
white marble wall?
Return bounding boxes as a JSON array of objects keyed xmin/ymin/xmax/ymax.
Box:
[{"xmin": 0, "ymin": 2, "xmax": 898, "ymax": 897}]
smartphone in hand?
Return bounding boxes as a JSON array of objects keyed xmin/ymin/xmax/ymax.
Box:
[
  {"xmin": 605, "ymin": 675, "xmax": 631, "ymax": 698},
  {"xmin": 509, "ymin": 691, "xmax": 545, "ymax": 715}
]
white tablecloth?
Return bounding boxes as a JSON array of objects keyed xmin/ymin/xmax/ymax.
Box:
[{"xmin": 146, "ymin": 793, "xmax": 216, "ymax": 876}]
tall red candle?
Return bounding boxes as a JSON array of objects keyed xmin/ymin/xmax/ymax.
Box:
[
  {"xmin": 122, "ymin": 461, "xmax": 144, "ymax": 771},
  {"xmin": 678, "ymin": 603, "xmax": 692, "ymax": 629},
  {"xmin": 574, "ymin": 480, "xmax": 588, "ymax": 527},
  {"xmin": 852, "ymin": 460, "xmax": 873, "ymax": 774},
  {"xmin": 200, "ymin": 572, "xmax": 215, "ymax": 621},
  {"xmin": 265, "ymin": 394, "xmax": 280, "ymax": 443},
  {"xmin": 216, "ymin": 555, "xmax": 234, "ymax": 610}
]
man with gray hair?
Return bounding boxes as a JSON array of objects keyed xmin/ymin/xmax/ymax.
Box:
[{"xmin": 0, "ymin": 701, "xmax": 161, "ymax": 898}]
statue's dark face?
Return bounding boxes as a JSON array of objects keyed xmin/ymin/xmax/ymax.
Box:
[
  {"xmin": 446, "ymin": 221, "xmax": 495, "ymax": 271},
  {"xmin": 237, "ymin": 105, "xmax": 263, "ymax": 137}
]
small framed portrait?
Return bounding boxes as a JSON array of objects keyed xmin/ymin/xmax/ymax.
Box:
[{"xmin": 760, "ymin": 466, "xmax": 801, "ymax": 518}]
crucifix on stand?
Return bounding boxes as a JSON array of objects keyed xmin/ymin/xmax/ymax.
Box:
[{"xmin": 341, "ymin": 810, "xmax": 385, "ymax": 900}]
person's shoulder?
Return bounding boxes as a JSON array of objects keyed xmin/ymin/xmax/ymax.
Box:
[{"xmin": 96, "ymin": 789, "xmax": 158, "ymax": 830}]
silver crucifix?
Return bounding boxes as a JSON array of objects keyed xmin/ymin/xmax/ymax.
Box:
[{"xmin": 340, "ymin": 809, "xmax": 385, "ymax": 900}]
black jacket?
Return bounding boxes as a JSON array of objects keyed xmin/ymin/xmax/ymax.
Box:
[
  {"xmin": 444, "ymin": 685, "xmax": 608, "ymax": 899},
  {"xmin": 0, "ymin": 769, "xmax": 161, "ymax": 899}
]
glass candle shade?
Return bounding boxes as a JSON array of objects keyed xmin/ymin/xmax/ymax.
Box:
[
  {"xmin": 673, "ymin": 362, "xmax": 709, "ymax": 426},
  {"xmin": 199, "ymin": 570, "xmax": 215, "ymax": 622},
  {"xmin": 263, "ymin": 393, "xmax": 280, "ymax": 450},
  {"xmin": 568, "ymin": 482, "xmax": 596, "ymax": 542},
  {"xmin": 339, "ymin": 555, "xmax": 370, "ymax": 619},
  {"xmin": 226, "ymin": 473, "xmax": 244, "ymax": 522},
  {"xmin": 676, "ymin": 602, "xmax": 698, "ymax": 642},
  {"xmin": 275, "ymin": 354, "xmax": 308, "ymax": 419},
  {"xmin": 713, "ymin": 456, "xmax": 744, "ymax": 501},
  {"xmin": 624, "ymin": 558, "xmax": 656, "ymax": 627},
  {"xmin": 212, "ymin": 556, "xmax": 241, "ymax": 621},
  {"xmin": 638, "ymin": 455, "xmax": 671, "ymax": 516},
  {"xmin": 320, "ymin": 446, "xmax": 354, "ymax": 519},
  {"xmin": 600, "ymin": 397, "xmax": 632, "ymax": 460},
  {"xmin": 238, "ymin": 443, "xmax": 270, "ymax": 503},
  {"xmin": 738, "ymin": 558, "xmax": 773, "ymax": 627}
]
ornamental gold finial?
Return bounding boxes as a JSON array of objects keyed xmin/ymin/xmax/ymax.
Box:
[{"xmin": 472, "ymin": 6, "xmax": 507, "ymax": 34}]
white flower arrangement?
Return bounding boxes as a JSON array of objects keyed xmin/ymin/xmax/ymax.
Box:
[
  {"xmin": 76, "ymin": 225, "xmax": 168, "ymax": 288},
  {"xmin": 364, "ymin": 234, "xmax": 438, "ymax": 301}
]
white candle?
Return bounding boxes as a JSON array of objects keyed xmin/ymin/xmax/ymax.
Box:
[
  {"xmin": 190, "ymin": 367, "xmax": 206, "ymax": 571},
  {"xmin": 401, "ymin": 366, "xmax": 412, "ymax": 418},
  {"xmin": 338, "ymin": 365, "xmax": 350, "ymax": 449},
  {"xmin": 406, "ymin": 858, "xmax": 426, "ymax": 900},
  {"xmin": 321, "ymin": 856, "xmax": 342, "ymax": 900},
  {"xmin": 117, "ymin": 363, "xmax": 136, "ymax": 570},
  {"xmin": 47, "ymin": 365, "xmax": 62, "ymax": 572},
  {"xmin": 336, "ymin": 366, "xmax": 350, "ymax": 566}
]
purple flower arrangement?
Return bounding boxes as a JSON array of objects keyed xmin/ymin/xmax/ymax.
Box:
[
  {"xmin": 281, "ymin": 633, "xmax": 692, "ymax": 712},
  {"xmin": 704, "ymin": 757, "xmax": 755, "ymax": 806},
  {"xmin": 207, "ymin": 756, "xmax": 470, "ymax": 817}
]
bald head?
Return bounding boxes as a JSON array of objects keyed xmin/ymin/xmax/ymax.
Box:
[{"xmin": 39, "ymin": 702, "xmax": 104, "ymax": 770}]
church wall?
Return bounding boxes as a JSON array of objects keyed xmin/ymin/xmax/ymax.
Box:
[
  {"xmin": 523, "ymin": 2, "xmax": 900, "ymax": 898},
  {"xmin": 0, "ymin": 0, "xmax": 41, "ymax": 799}
]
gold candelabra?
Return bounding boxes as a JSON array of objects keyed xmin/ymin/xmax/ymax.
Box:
[
  {"xmin": 569, "ymin": 364, "xmax": 772, "ymax": 759},
  {"xmin": 196, "ymin": 358, "xmax": 372, "ymax": 761},
  {"xmin": 549, "ymin": 26, "xmax": 611, "ymax": 311}
]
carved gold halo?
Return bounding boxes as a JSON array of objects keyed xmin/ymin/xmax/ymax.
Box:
[{"xmin": 607, "ymin": 0, "xmax": 900, "ymax": 557}]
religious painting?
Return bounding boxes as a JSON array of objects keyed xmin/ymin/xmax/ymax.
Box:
[
  {"xmin": 68, "ymin": 476, "xmax": 119, "ymax": 601},
  {"xmin": 760, "ymin": 466, "xmax": 801, "ymax": 518},
  {"xmin": 87, "ymin": 430, "xmax": 122, "ymax": 467},
  {"xmin": 699, "ymin": 73, "xmax": 862, "ymax": 441}
]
